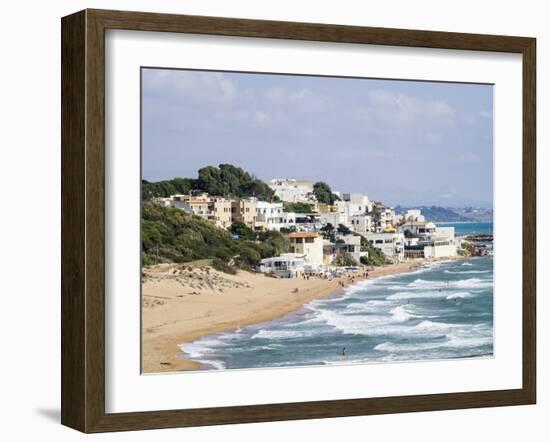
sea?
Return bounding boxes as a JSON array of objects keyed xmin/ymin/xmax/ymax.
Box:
[
  {"xmin": 437, "ymin": 221, "xmax": 493, "ymax": 236},
  {"xmin": 181, "ymin": 222, "xmax": 494, "ymax": 371}
]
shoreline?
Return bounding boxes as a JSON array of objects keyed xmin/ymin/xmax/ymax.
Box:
[{"xmin": 141, "ymin": 257, "xmax": 463, "ymax": 373}]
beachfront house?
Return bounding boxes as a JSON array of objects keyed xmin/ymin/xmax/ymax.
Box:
[
  {"xmin": 288, "ymin": 232, "xmax": 324, "ymax": 266},
  {"xmin": 366, "ymin": 232, "xmax": 405, "ymax": 263},
  {"xmin": 423, "ymin": 225, "xmax": 459, "ymax": 258},
  {"xmin": 323, "ymin": 234, "xmax": 365, "ymax": 264},
  {"xmin": 259, "ymin": 253, "xmax": 307, "ymax": 278},
  {"xmin": 402, "ymin": 224, "xmax": 459, "ymax": 259},
  {"xmin": 422, "ymin": 239, "xmax": 458, "ymax": 258}
]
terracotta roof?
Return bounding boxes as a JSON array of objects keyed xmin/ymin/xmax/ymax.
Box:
[{"xmin": 288, "ymin": 232, "xmax": 320, "ymax": 238}]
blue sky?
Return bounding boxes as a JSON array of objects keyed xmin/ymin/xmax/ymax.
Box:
[{"xmin": 142, "ymin": 68, "xmax": 493, "ymax": 207}]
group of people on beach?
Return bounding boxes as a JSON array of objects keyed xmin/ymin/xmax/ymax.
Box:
[{"xmin": 290, "ymin": 267, "xmax": 374, "ymax": 294}]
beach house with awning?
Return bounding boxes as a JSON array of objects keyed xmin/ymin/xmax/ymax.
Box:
[{"xmin": 259, "ymin": 253, "xmax": 307, "ymax": 278}]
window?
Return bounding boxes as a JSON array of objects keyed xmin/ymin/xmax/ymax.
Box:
[
  {"xmin": 305, "ymin": 237, "xmax": 314, "ymax": 243},
  {"xmin": 375, "ymin": 240, "xmax": 383, "ymax": 244}
]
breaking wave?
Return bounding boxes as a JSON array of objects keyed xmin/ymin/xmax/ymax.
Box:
[{"xmin": 178, "ymin": 256, "xmax": 494, "ymax": 370}]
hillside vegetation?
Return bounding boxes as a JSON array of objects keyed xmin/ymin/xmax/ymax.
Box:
[{"xmin": 141, "ymin": 203, "xmax": 288, "ymax": 272}]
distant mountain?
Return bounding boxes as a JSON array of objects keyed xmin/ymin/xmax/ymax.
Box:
[
  {"xmin": 395, "ymin": 206, "xmax": 472, "ymax": 222},
  {"xmin": 452, "ymin": 207, "xmax": 493, "ymax": 222}
]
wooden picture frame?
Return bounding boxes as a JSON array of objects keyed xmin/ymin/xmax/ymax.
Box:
[{"xmin": 61, "ymin": 8, "xmax": 536, "ymax": 433}]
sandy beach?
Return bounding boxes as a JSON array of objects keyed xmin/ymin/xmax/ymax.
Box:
[{"xmin": 141, "ymin": 260, "xmax": 437, "ymax": 373}]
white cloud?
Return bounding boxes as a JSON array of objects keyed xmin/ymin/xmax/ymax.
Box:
[
  {"xmin": 143, "ymin": 69, "xmax": 238, "ymax": 104},
  {"xmin": 265, "ymin": 86, "xmax": 328, "ymax": 112},
  {"xmin": 254, "ymin": 111, "xmax": 271, "ymax": 126},
  {"xmin": 356, "ymin": 90, "xmax": 456, "ymax": 126}
]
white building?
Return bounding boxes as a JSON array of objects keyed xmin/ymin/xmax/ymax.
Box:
[
  {"xmin": 399, "ymin": 220, "xmax": 436, "ymax": 237},
  {"xmin": 350, "ymin": 214, "xmax": 373, "ymax": 234},
  {"xmin": 366, "ymin": 232, "xmax": 405, "ymax": 263},
  {"xmin": 342, "ymin": 193, "xmax": 373, "ymax": 212},
  {"xmin": 374, "ymin": 206, "xmax": 396, "ymax": 231},
  {"xmin": 268, "ymin": 178, "xmax": 314, "ymax": 203},
  {"xmin": 323, "ymin": 234, "xmax": 366, "ymax": 264},
  {"xmin": 334, "ymin": 200, "xmax": 368, "ymax": 219},
  {"xmin": 319, "ymin": 211, "xmax": 348, "ymax": 229},
  {"xmin": 404, "ymin": 209, "xmax": 425, "ymax": 223},
  {"xmin": 255, "ymin": 201, "xmax": 284, "ymax": 230},
  {"xmin": 259, "ymin": 253, "xmax": 307, "ymax": 278},
  {"xmin": 403, "ymin": 224, "xmax": 459, "ymax": 259},
  {"xmin": 423, "ymin": 240, "xmax": 458, "ymax": 258},
  {"xmin": 423, "ymin": 226, "xmax": 459, "ymax": 258}
]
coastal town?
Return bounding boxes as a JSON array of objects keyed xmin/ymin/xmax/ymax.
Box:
[
  {"xmin": 154, "ymin": 177, "xmax": 468, "ymax": 278},
  {"xmin": 139, "ymin": 70, "xmax": 494, "ymax": 374},
  {"xmin": 141, "ymin": 173, "xmax": 495, "ymax": 372}
]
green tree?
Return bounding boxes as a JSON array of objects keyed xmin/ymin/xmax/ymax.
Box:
[
  {"xmin": 141, "ymin": 177, "xmax": 195, "ymax": 200},
  {"xmin": 358, "ymin": 235, "xmax": 389, "ymax": 266},
  {"xmin": 334, "ymin": 252, "xmax": 358, "ymax": 267},
  {"xmin": 283, "ymin": 201, "xmax": 313, "ymax": 213},
  {"xmin": 337, "ymin": 223, "xmax": 352, "ymax": 235},
  {"xmin": 197, "ymin": 164, "xmax": 275, "ymax": 200},
  {"xmin": 142, "ymin": 164, "xmax": 276, "ymax": 201},
  {"xmin": 320, "ymin": 222, "xmax": 336, "ymax": 242},
  {"xmin": 229, "ymin": 221, "xmax": 256, "ymax": 240},
  {"xmin": 313, "ymin": 181, "xmax": 339, "ymax": 205}
]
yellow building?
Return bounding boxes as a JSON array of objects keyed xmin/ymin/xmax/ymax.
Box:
[
  {"xmin": 231, "ymin": 198, "xmax": 258, "ymax": 228},
  {"xmin": 211, "ymin": 198, "xmax": 232, "ymax": 229},
  {"xmin": 288, "ymin": 232, "xmax": 323, "ymax": 266}
]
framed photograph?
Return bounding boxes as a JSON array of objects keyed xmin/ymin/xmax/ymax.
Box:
[{"xmin": 61, "ymin": 9, "xmax": 536, "ymax": 433}]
